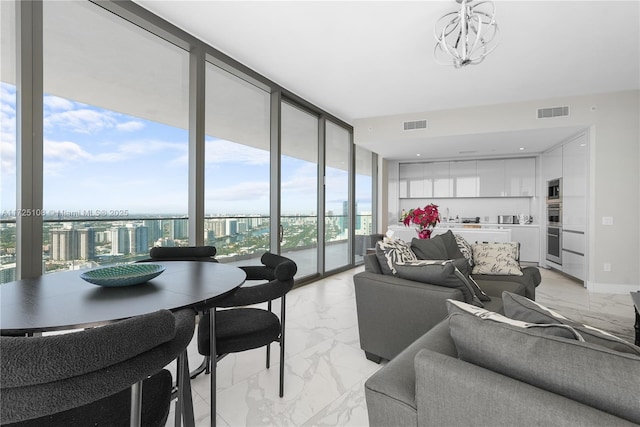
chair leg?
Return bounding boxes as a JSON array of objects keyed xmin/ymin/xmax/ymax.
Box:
[
  {"xmin": 279, "ymin": 295, "xmax": 286, "ymax": 398},
  {"xmin": 190, "ymin": 354, "xmax": 210, "ymax": 379},
  {"xmin": 176, "ymin": 350, "xmax": 195, "ymax": 427},
  {"xmin": 210, "ymin": 309, "xmax": 217, "ymax": 427},
  {"xmin": 266, "ymin": 300, "xmax": 273, "ymax": 369},
  {"xmin": 130, "ymin": 381, "xmax": 143, "ymax": 427}
]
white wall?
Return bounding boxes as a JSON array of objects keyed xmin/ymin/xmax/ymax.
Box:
[{"xmin": 365, "ymin": 90, "xmax": 640, "ymax": 294}]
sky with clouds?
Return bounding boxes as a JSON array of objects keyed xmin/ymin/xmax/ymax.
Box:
[{"xmin": 1, "ymin": 83, "xmax": 371, "ymax": 217}]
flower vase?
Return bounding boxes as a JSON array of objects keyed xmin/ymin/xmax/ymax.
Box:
[{"xmin": 417, "ymin": 227, "xmax": 433, "ymax": 239}]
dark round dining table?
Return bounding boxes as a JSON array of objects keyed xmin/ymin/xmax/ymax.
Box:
[{"xmin": 0, "ymin": 260, "xmax": 246, "ymax": 334}]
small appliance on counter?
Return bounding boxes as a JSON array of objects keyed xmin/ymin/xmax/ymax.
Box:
[
  {"xmin": 461, "ymin": 217, "xmax": 480, "ymax": 224},
  {"xmin": 497, "ymin": 215, "xmax": 515, "ymax": 224}
]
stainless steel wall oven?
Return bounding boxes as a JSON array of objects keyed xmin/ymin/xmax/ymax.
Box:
[{"xmin": 546, "ymin": 182, "xmax": 562, "ymax": 264}]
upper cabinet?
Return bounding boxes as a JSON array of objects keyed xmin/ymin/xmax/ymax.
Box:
[
  {"xmin": 399, "ymin": 158, "xmax": 535, "ymax": 198},
  {"xmin": 562, "ymin": 134, "xmax": 588, "ymax": 231},
  {"xmin": 450, "ymin": 160, "xmax": 478, "ymax": 197},
  {"xmin": 429, "ymin": 162, "xmax": 451, "ymax": 197},
  {"xmin": 505, "ymin": 158, "xmax": 536, "ymax": 196},
  {"xmin": 477, "ymin": 159, "xmax": 506, "ymax": 197},
  {"xmin": 542, "ymin": 144, "xmax": 563, "ymax": 183},
  {"xmin": 400, "ymin": 163, "xmax": 429, "ymax": 198}
]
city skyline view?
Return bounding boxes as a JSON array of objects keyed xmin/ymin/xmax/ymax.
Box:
[{"xmin": 1, "ymin": 82, "xmax": 371, "ymax": 217}]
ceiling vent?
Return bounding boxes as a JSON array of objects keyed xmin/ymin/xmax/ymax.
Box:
[
  {"xmin": 403, "ymin": 119, "xmax": 427, "ymax": 131},
  {"xmin": 537, "ymin": 106, "xmax": 569, "ymax": 119}
]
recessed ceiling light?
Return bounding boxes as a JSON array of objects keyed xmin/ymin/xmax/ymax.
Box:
[
  {"xmin": 416, "ymin": 153, "xmax": 421, "ymax": 157},
  {"xmin": 519, "ymin": 147, "xmax": 526, "ymax": 151}
]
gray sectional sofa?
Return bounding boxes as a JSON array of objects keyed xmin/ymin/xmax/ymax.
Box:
[
  {"xmin": 364, "ymin": 295, "xmax": 640, "ymax": 426},
  {"xmin": 355, "ymin": 230, "xmax": 640, "ymax": 426},
  {"xmin": 353, "ymin": 230, "xmax": 541, "ymax": 363}
]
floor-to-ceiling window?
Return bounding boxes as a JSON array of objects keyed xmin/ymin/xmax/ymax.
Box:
[
  {"xmin": 41, "ymin": 1, "xmax": 189, "ymax": 273},
  {"xmin": 280, "ymin": 101, "xmax": 319, "ymax": 278},
  {"xmin": 204, "ymin": 63, "xmax": 270, "ymax": 263},
  {"xmin": 324, "ymin": 120, "xmax": 350, "ymax": 271},
  {"xmin": 0, "ymin": 0, "xmax": 17, "ymax": 283},
  {"xmin": 5, "ymin": 0, "xmax": 364, "ymax": 285},
  {"xmin": 355, "ymin": 145, "xmax": 374, "ymax": 264}
]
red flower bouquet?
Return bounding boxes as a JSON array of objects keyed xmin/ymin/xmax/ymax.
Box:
[{"xmin": 402, "ymin": 204, "xmax": 440, "ymax": 239}]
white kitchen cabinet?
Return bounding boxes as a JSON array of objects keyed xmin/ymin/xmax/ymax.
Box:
[
  {"xmin": 562, "ymin": 250, "xmax": 585, "ymax": 281},
  {"xmin": 542, "ymin": 144, "xmax": 563, "ymax": 184},
  {"xmin": 505, "ymin": 158, "xmax": 536, "ymax": 196},
  {"xmin": 399, "ymin": 163, "xmax": 430, "ymax": 198},
  {"xmin": 449, "ymin": 160, "xmax": 478, "ymax": 197},
  {"xmin": 509, "ymin": 226, "xmax": 540, "ymax": 263},
  {"xmin": 428, "ymin": 162, "xmax": 451, "ymax": 197},
  {"xmin": 562, "ymin": 134, "xmax": 588, "ymax": 232},
  {"xmin": 477, "ymin": 159, "xmax": 505, "ymax": 197}
]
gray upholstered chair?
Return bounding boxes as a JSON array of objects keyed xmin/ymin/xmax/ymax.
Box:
[
  {"xmin": 196, "ymin": 252, "xmax": 297, "ymax": 417},
  {"xmin": 0, "ymin": 308, "xmax": 195, "ymax": 427}
]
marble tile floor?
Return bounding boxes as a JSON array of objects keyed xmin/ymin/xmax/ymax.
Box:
[{"xmin": 166, "ymin": 265, "xmax": 637, "ymax": 427}]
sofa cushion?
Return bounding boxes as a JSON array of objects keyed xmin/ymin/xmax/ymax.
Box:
[
  {"xmin": 395, "ymin": 261, "xmax": 484, "ymax": 306},
  {"xmin": 502, "ymin": 291, "xmax": 640, "ymax": 356},
  {"xmin": 375, "ymin": 239, "xmax": 417, "ymax": 276},
  {"xmin": 471, "ymin": 242, "xmax": 523, "ymax": 276},
  {"xmin": 437, "ymin": 230, "xmax": 466, "ymax": 259},
  {"xmin": 446, "ymin": 300, "xmax": 582, "ymax": 339},
  {"xmin": 446, "ymin": 300, "xmax": 640, "ymax": 425},
  {"xmin": 410, "ymin": 237, "xmax": 448, "ymax": 260}
]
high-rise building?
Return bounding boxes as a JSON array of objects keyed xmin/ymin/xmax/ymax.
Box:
[
  {"xmin": 144, "ymin": 220, "xmax": 163, "ymax": 245},
  {"xmin": 226, "ymin": 219, "xmax": 238, "ymax": 236},
  {"xmin": 50, "ymin": 227, "xmax": 95, "ymax": 261},
  {"xmin": 50, "ymin": 228, "xmax": 75, "ymax": 261},
  {"xmin": 76, "ymin": 228, "xmax": 96, "ymax": 260},
  {"xmin": 110, "ymin": 226, "xmax": 129, "ymax": 255},
  {"xmin": 132, "ymin": 225, "xmax": 149, "ymax": 254},
  {"xmin": 172, "ymin": 219, "xmax": 188, "ymax": 240}
]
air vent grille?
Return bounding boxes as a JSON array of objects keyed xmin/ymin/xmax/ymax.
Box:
[
  {"xmin": 403, "ymin": 119, "xmax": 427, "ymax": 131},
  {"xmin": 537, "ymin": 106, "xmax": 569, "ymax": 119}
]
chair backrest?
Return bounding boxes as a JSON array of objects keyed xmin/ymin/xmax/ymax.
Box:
[
  {"xmin": 147, "ymin": 246, "xmax": 218, "ymax": 262},
  {"xmin": 0, "ymin": 309, "xmax": 195, "ymax": 425},
  {"xmin": 215, "ymin": 252, "xmax": 297, "ymax": 308}
]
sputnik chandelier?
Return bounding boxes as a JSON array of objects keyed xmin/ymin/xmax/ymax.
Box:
[{"xmin": 434, "ymin": 0, "xmax": 499, "ymax": 68}]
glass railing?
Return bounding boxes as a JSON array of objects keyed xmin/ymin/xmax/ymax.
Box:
[{"xmin": 0, "ymin": 213, "xmax": 373, "ymax": 284}]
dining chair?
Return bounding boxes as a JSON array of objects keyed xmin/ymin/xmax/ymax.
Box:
[
  {"xmin": 196, "ymin": 252, "xmax": 297, "ymax": 421},
  {"xmin": 139, "ymin": 245, "xmax": 218, "ymax": 379},
  {"xmin": 0, "ymin": 308, "xmax": 196, "ymax": 427}
]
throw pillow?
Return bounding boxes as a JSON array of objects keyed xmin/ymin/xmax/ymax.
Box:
[
  {"xmin": 502, "ymin": 291, "xmax": 640, "ymax": 356},
  {"xmin": 375, "ymin": 239, "xmax": 417, "ymax": 276},
  {"xmin": 454, "ymin": 234, "xmax": 474, "ymax": 267},
  {"xmin": 410, "ymin": 237, "xmax": 448, "ymax": 260},
  {"xmin": 446, "ymin": 299, "xmax": 640, "ymax": 425},
  {"xmin": 435, "ymin": 230, "xmax": 466, "ymax": 259},
  {"xmin": 471, "ymin": 242, "xmax": 523, "ymax": 276},
  {"xmin": 395, "ymin": 261, "xmax": 484, "ymax": 306}
]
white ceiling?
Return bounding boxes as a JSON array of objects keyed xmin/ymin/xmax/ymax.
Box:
[{"xmin": 133, "ymin": 1, "xmax": 640, "ymax": 160}]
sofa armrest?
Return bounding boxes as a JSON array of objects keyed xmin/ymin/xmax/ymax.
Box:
[
  {"xmin": 414, "ymin": 349, "xmax": 635, "ymax": 427},
  {"xmin": 353, "ymin": 271, "xmax": 463, "ymax": 361}
]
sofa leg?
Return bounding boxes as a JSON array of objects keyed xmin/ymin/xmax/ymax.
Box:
[{"xmin": 365, "ymin": 351, "xmax": 382, "ymax": 364}]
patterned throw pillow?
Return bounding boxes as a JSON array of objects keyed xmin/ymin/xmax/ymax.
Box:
[
  {"xmin": 471, "ymin": 242, "xmax": 523, "ymax": 276},
  {"xmin": 454, "ymin": 234, "xmax": 474, "ymax": 267},
  {"xmin": 375, "ymin": 239, "xmax": 417, "ymax": 276}
]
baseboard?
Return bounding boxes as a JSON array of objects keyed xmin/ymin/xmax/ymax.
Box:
[{"xmin": 586, "ymin": 281, "xmax": 640, "ymax": 294}]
